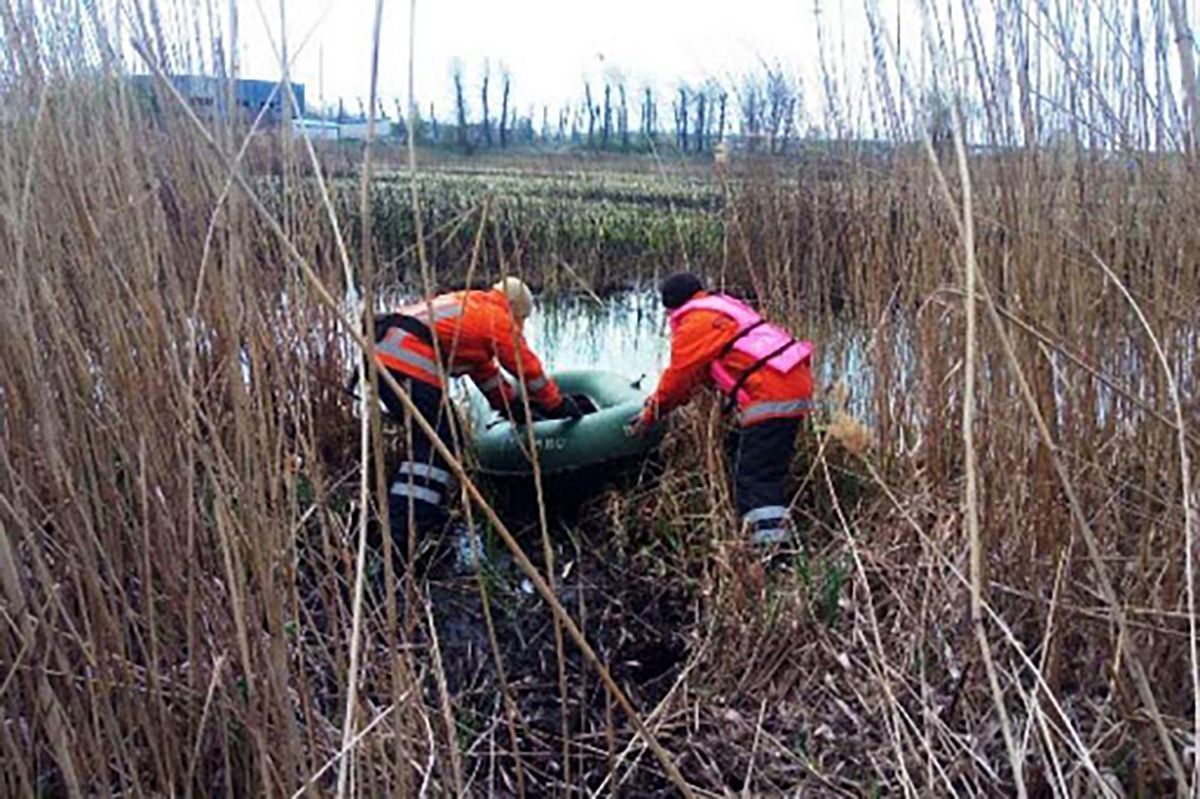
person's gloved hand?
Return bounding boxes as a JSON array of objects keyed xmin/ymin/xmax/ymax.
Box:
[
  {"xmin": 626, "ymin": 413, "xmax": 649, "ymax": 437},
  {"xmin": 556, "ymin": 396, "xmax": 585, "ymax": 421},
  {"xmin": 504, "ymin": 403, "xmax": 531, "ymax": 426},
  {"xmin": 540, "ymin": 396, "xmax": 584, "ymax": 421},
  {"xmin": 626, "ymin": 403, "xmax": 656, "ymax": 437}
]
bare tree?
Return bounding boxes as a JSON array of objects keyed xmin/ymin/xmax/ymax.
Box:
[
  {"xmin": 480, "ymin": 59, "xmax": 492, "ymax": 147},
  {"xmin": 923, "ymin": 90, "xmax": 953, "ymax": 158},
  {"xmin": 1010, "ymin": 0, "xmax": 1036, "ymax": 148},
  {"xmin": 618, "ymin": 81, "xmax": 629, "ymax": 150},
  {"xmin": 781, "ymin": 97, "xmax": 796, "ymax": 153},
  {"xmin": 584, "ymin": 81, "xmax": 597, "ymax": 147},
  {"xmin": 695, "ymin": 90, "xmax": 706, "ymax": 152},
  {"xmin": 452, "ymin": 60, "xmax": 470, "ymax": 152},
  {"xmin": 1167, "ymin": 0, "xmax": 1198, "ymax": 155},
  {"xmin": 499, "ymin": 67, "xmax": 511, "ymax": 148},
  {"xmin": 765, "ymin": 67, "xmax": 791, "ymax": 153},
  {"xmin": 676, "ymin": 87, "xmax": 689, "ymax": 151},
  {"xmin": 429, "ymin": 101, "xmax": 439, "ymax": 143},
  {"xmin": 392, "ymin": 98, "xmax": 408, "ymax": 141},
  {"xmin": 642, "ymin": 86, "xmax": 656, "ymax": 145},
  {"xmin": 717, "ymin": 91, "xmax": 727, "ymax": 143},
  {"xmin": 740, "ymin": 75, "xmax": 760, "ymax": 150},
  {"xmin": 602, "ymin": 83, "xmax": 612, "ymax": 148}
]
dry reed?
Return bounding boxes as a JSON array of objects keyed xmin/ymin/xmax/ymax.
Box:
[{"xmin": 1, "ymin": 0, "xmax": 1197, "ymax": 796}]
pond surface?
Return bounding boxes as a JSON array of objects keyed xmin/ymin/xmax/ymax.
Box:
[
  {"xmin": 440, "ymin": 290, "xmax": 1193, "ymax": 444},
  {"xmin": 367, "ymin": 288, "xmax": 877, "ymax": 420},
  {"xmin": 525, "ymin": 291, "xmax": 668, "ymax": 382},
  {"xmin": 523, "ymin": 290, "xmax": 875, "ymax": 416}
]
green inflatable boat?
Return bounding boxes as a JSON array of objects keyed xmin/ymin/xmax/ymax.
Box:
[{"xmin": 469, "ymin": 370, "xmax": 663, "ymax": 476}]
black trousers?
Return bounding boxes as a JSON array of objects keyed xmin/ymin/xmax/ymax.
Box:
[
  {"xmin": 727, "ymin": 417, "xmax": 799, "ymax": 540},
  {"xmin": 377, "ymin": 372, "xmax": 458, "ymax": 547}
]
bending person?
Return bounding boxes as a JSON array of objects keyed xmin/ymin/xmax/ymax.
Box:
[
  {"xmin": 371, "ymin": 277, "xmax": 582, "ymax": 558},
  {"xmin": 630, "ymin": 272, "xmax": 814, "ymax": 545}
]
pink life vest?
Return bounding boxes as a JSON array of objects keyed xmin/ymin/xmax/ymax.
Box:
[{"xmin": 668, "ymin": 294, "xmax": 813, "ymax": 407}]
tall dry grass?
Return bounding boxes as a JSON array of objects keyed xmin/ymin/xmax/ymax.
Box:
[
  {"xmin": 1, "ymin": 0, "xmax": 1198, "ymax": 796},
  {"xmin": 700, "ymin": 1, "xmax": 1199, "ymax": 794}
]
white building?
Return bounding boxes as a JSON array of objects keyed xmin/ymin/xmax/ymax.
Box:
[
  {"xmin": 292, "ymin": 118, "xmax": 340, "ymax": 140},
  {"xmin": 291, "ymin": 118, "xmax": 395, "ymax": 141},
  {"xmin": 336, "ymin": 120, "xmax": 394, "ymax": 140}
]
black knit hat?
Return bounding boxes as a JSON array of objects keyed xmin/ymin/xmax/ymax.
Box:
[{"xmin": 659, "ymin": 272, "xmax": 704, "ymax": 309}]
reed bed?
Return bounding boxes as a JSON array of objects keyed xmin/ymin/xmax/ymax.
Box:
[
  {"xmin": 334, "ymin": 168, "xmax": 723, "ymax": 290},
  {"xmin": 1, "ymin": 0, "xmax": 1198, "ymax": 796}
]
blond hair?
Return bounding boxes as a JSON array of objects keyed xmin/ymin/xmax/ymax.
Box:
[{"xmin": 492, "ymin": 277, "xmax": 534, "ymax": 320}]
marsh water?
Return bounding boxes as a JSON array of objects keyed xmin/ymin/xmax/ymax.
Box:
[
  {"xmin": 522, "ymin": 290, "xmax": 872, "ymax": 415},
  {"xmin": 375, "ymin": 287, "xmax": 1198, "ymax": 433},
  {"xmin": 525, "ymin": 291, "xmax": 668, "ymax": 382}
]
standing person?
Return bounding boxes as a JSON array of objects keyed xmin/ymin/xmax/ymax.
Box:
[
  {"xmin": 371, "ymin": 277, "xmax": 582, "ymax": 560},
  {"xmin": 629, "ymin": 272, "xmax": 814, "ymax": 545}
]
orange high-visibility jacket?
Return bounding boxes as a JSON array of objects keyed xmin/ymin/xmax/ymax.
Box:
[
  {"xmin": 375, "ymin": 289, "xmax": 563, "ymax": 411},
  {"xmin": 644, "ymin": 293, "xmax": 813, "ymax": 426}
]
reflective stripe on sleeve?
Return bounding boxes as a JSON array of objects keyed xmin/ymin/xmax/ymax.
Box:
[
  {"xmin": 404, "ymin": 299, "xmax": 465, "ymax": 324},
  {"xmin": 476, "ymin": 374, "xmax": 504, "ymax": 393}
]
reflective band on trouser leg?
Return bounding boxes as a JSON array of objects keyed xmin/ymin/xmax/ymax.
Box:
[
  {"xmin": 742, "ymin": 505, "xmax": 791, "ymax": 545},
  {"xmin": 387, "ymin": 378, "xmax": 454, "ymax": 546},
  {"xmin": 737, "ymin": 398, "xmax": 814, "ymax": 425},
  {"xmin": 397, "ymin": 461, "xmax": 453, "ymax": 486},
  {"xmin": 731, "ymin": 416, "xmax": 799, "ymax": 545},
  {"xmin": 743, "ymin": 505, "xmax": 787, "ymax": 525},
  {"xmin": 749, "ymin": 526, "xmax": 790, "ymax": 545},
  {"xmin": 392, "ymin": 458, "xmax": 455, "ymax": 516},
  {"xmin": 390, "ymin": 480, "xmax": 441, "ymax": 506},
  {"xmin": 525, "ymin": 375, "xmax": 548, "ymax": 392}
]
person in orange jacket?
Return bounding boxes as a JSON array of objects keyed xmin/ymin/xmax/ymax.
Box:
[
  {"xmin": 630, "ymin": 272, "xmax": 814, "ymax": 545},
  {"xmin": 372, "ymin": 277, "xmax": 582, "ymax": 557}
]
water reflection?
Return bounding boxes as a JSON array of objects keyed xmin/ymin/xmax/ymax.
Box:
[
  {"xmin": 367, "ymin": 288, "xmax": 875, "ymax": 419},
  {"xmin": 527, "ymin": 290, "xmax": 874, "ymax": 417},
  {"xmin": 359, "ymin": 287, "xmax": 1192, "ymax": 444},
  {"xmin": 526, "ymin": 291, "xmax": 668, "ymax": 381}
]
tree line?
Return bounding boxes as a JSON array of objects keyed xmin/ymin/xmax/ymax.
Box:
[{"xmin": 313, "ymin": 60, "xmax": 810, "ymax": 155}]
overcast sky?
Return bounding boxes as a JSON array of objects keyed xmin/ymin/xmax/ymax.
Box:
[
  {"xmin": 234, "ymin": 0, "xmax": 896, "ymax": 116},
  {"xmin": 108, "ymin": 0, "xmax": 1196, "ymax": 143}
]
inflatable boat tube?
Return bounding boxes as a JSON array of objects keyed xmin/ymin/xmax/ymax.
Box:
[{"xmin": 471, "ymin": 370, "xmax": 663, "ymax": 476}]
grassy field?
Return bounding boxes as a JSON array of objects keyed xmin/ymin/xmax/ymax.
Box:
[
  {"xmin": 2, "ymin": 1, "xmax": 1199, "ymax": 796},
  {"xmin": 343, "ymin": 163, "xmax": 724, "ymax": 290}
]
